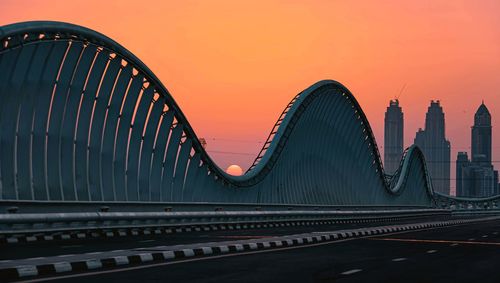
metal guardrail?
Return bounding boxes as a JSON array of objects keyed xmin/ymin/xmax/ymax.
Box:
[
  {"xmin": 0, "ymin": 200, "xmax": 432, "ymax": 213},
  {"xmin": 2, "ymin": 199, "xmax": 499, "ymax": 236},
  {"xmin": 0, "ymin": 208, "xmax": 450, "ymax": 235},
  {"xmin": 433, "ymin": 192, "xmax": 500, "ymax": 210}
]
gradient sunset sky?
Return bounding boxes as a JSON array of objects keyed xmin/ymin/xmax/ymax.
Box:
[{"xmin": 1, "ymin": 0, "xmax": 499, "ymax": 194}]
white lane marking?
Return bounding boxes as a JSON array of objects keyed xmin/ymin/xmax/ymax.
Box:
[
  {"xmin": 201, "ymin": 247, "xmax": 213, "ymax": 255},
  {"xmin": 17, "ymin": 223, "xmax": 488, "ymax": 283},
  {"xmin": 373, "ymin": 238, "xmax": 500, "ymax": 247},
  {"xmin": 426, "ymin": 250, "xmax": 437, "ymax": 254},
  {"xmin": 139, "ymin": 253, "xmax": 154, "ymax": 262},
  {"xmin": 468, "ymin": 238, "xmax": 475, "ymax": 241},
  {"xmin": 139, "ymin": 240, "xmax": 156, "ymax": 243},
  {"xmin": 392, "ymin": 258, "xmax": 407, "ymax": 262},
  {"xmin": 162, "ymin": 251, "xmax": 175, "ymax": 259},
  {"xmin": 450, "ymin": 243, "xmax": 459, "ymax": 247},
  {"xmin": 248, "ymin": 243, "xmax": 258, "ymax": 250},
  {"xmin": 182, "ymin": 249, "xmax": 195, "ymax": 257},
  {"xmin": 114, "ymin": 256, "xmax": 129, "ymax": 265},
  {"xmin": 15, "ymin": 219, "xmax": 498, "ymax": 282},
  {"xmin": 86, "ymin": 259, "xmax": 102, "ymax": 270},
  {"xmin": 482, "ymin": 235, "xmax": 488, "ymax": 238},
  {"xmin": 218, "ymin": 246, "xmax": 229, "ymax": 253},
  {"xmin": 341, "ymin": 269, "xmax": 362, "ymax": 275},
  {"xmin": 54, "ymin": 262, "xmax": 72, "ymax": 273},
  {"xmin": 6, "ymin": 238, "xmax": 19, "ymax": 244},
  {"xmin": 17, "ymin": 265, "xmax": 38, "ymax": 277}
]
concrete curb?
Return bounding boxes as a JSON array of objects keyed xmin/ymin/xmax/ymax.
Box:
[
  {"xmin": 0, "ymin": 218, "xmax": 404, "ymax": 245},
  {"xmin": 1, "ymin": 216, "xmax": 497, "ymax": 281}
]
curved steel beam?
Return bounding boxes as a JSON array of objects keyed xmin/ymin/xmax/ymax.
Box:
[{"xmin": 0, "ymin": 21, "xmax": 495, "ymax": 207}]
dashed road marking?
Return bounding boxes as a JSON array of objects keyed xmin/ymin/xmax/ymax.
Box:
[
  {"xmin": 426, "ymin": 250, "xmax": 437, "ymax": 254},
  {"xmin": 371, "ymin": 238, "xmax": 500, "ymax": 246},
  {"xmin": 341, "ymin": 269, "xmax": 362, "ymax": 275},
  {"xmin": 4, "ymin": 217, "xmax": 497, "ymax": 282},
  {"xmin": 482, "ymin": 235, "xmax": 488, "ymax": 238},
  {"xmin": 468, "ymin": 238, "xmax": 475, "ymax": 241},
  {"xmin": 450, "ymin": 243, "xmax": 459, "ymax": 247}
]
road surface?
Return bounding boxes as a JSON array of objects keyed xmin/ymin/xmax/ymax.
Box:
[{"xmin": 24, "ymin": 219, "xmax": 500, "ymax": 283}]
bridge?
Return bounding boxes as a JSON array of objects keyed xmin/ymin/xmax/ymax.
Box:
[{"xmin": 1, "ymin": 21, "xmax": 500, "ymax": 282}]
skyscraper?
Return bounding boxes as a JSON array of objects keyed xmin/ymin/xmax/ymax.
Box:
[
  {"xmin": 456, "ymin": 102, "xmax": 499, "ymax": 197},
  {"xmin": 495, "ymin": 171, "xmax": 499, "ymax": 195},
  {"xmin": 384, "ymin": 99, "xmax": 404, "ymax": 175},
  {"xmin": 456, "ymin": 152, "xmax": 469, "ymax": 197},
  {"xmin": 471, "ymin": 102, "xmax": 492, "ymax": 164},
  {"xmin": 414, "ymin": 100, "xmax": 451, "ymax": 195}
]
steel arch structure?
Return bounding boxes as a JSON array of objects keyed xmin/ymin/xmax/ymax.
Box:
[{"xmin": 0, "ymin": 21, "xmax": 489, "ymax": 208}]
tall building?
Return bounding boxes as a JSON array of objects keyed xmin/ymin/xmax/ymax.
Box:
[
  {"xmin": 456, "ymin": 152, "xmax": 469, "ymax": 197},
  {"xmin": 456, "ymin": 102, "xmax": 499, "ymax": 197},
  {"xmin": 495, "ymin": 171, "xmax": 499, "ymax": 195},
  {"xmin": 471, "ymin": 102, "xmax": 492, "ymax": 164},
  {"xmin": 414, "ymin": 100, "xmax": 451, "ymax": 195},
  {"xmin": 384, "ymin": 99, "xmax": 404, "ymax": 175}
]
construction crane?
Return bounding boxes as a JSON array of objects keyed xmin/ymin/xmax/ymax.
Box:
[{"xmin": 395, "ymin": 83, "xmax": 407, "ymax": 100}]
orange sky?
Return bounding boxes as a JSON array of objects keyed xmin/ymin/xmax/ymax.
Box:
[{"xmin": 1, "ymin": 0, "xmax": 500, "ymax": 195}]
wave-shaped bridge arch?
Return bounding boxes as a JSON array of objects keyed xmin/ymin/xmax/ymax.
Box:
[{"xmin": 0, "ymin": 21, "xmax": 443, "ymax": 206}]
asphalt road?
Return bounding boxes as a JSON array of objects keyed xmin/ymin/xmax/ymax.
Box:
[
  {"xmin": 2, "ymin": 216, "xmax": 450, "ymax": 261},
  {"xmin": 36, "ymin": 219, "xmax": 500, "ymax": 283}
]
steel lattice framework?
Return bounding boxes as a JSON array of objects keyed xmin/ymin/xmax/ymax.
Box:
[{"xmin": 0, "ymin": 21, "xmax": 495, "ymax": 208}]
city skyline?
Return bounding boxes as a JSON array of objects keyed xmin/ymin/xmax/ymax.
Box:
[
  {"xmin": 384, "ymin": 99, "xmax": 499, "ymax": 196},
  {"xmin": 1, "ymin": 3, "xmax": 500, "ymax": 281},
  {"xmin": 456, "ymin": 102, "xmax": 499, "ymax": 197},
  {"xmin": 1, "ymin": 1, "xmax": 499, "ymax": 196}
]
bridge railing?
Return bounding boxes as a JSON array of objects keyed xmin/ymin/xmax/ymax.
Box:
[
  {"xmin": 0, "ymin": 208, "xmax": 450, "ymax": 235},
  {"xmin": 0, "ymin": 200, "xmax": 433, "ymax": 214},
  {"xmin": 433, "ymin": 192, "xmax": 500, "ymax": 210}
]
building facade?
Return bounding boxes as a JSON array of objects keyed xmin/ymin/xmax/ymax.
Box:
[
  {"xmin": 414, "ymin": 100, "xmax": 451, "ymax": 195},
  {"xmin": 456, "ymin": 152, "xmax": 469, "ymax": 197},
  {"xmin": 384, "ymin": 99, "xmax": 404, "ymax": 175},
  {"xmin": 471, "ymin": 103, "xmax": 492, "ymax": 164},
  {"xmin": 456, "ymin": 102, "xmax": 499, "ymax": 197}
]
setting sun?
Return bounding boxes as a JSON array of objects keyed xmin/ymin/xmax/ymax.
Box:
[
  {"xmin": 226, "ymin": 164, "xmax": 243, "ymax": 176},
  {"xmin": 1, "ymin": 2, "xmax": 499, "ymax": 281}
]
